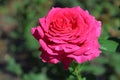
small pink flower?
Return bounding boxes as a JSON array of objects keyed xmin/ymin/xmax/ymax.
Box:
[{"xmin": 31, "ymin": 6, "xmax": 101, "ymax": 69}]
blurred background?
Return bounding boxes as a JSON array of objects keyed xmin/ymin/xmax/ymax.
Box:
[{"xmin": 0, "ymin": 0, "xmax": 120, "ymax": 80}]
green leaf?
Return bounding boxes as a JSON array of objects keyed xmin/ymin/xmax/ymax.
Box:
[
  {"xmin": 95, "ymin": 57, "xmax": 109, "ymax": 64},
  {"xmin": 99, "ymin": 39, "xmax": 118, "ymax": 52},
  {"xmin": 67, "ymin": 75, "xmax": 75, "ymax": 80},
  {"xmin": 6, "ymin": 56, "xmax": 22, "ymax": 76},
  {"xmin": 23, "ymin": 72, "xmax": 49, "ymax": 80},
  {"xmin": 110, "ymin": 75, "xmax": 118, "ymax": 80},
  {"xmin": 83, "ymin": 65, "xmax": 105, "ymax": 75},
  {"xmin": 83, "ymin": 77, "xmax": 87, "ymax": 80}
]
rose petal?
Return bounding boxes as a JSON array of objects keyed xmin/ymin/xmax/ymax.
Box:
[
  {"xmin": 40, "ymin": 51, "xmax": 59, "ymax": 64},
  {"xmin": 36, "ymin": 26, "xmax": 44, "ymax": 38},
  {"xmin": 31, "ymin": 27, "xmax": 40, "ymax": 40},
  {"xmin": 67, "ymin": 55, "xmax": 87, "ymax": 63},
  {"xmin": 39, "ymin": 39, "xmax": 58, "ymax": 55},
  {"xmin": 62, "ymin": 58, "xmax": 73, "ymax": 70},
  {"xmin": 39, "ymin": 18, "xmax": 49, "ymax": 32},
  {"xmin": 96, "ymin": 21, "xmax": 101, "ymax": 37}
]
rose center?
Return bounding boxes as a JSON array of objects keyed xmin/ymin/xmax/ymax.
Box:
[{"xmin": 51, "ymin": 17, "xmax": 77, "ymax": 31}]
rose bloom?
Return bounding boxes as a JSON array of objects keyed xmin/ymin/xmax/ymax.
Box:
[{"xmin": 31, "ymin": 6, "xmax": 101, "ymax": 69}]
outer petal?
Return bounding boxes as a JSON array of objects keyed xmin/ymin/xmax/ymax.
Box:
[
  {"xmin": 31, "ymin": 26, "xmax": 44, "ymax": 40},
  {"xmin": 31, "ymin": 27, "xmax": 40, "ymax": 40},
  {"xmin": 36, "ymin": 26, "xmax": 44, "ymax": 38},
  {"xmin": 39, "ymin": 18, "xmax": 49, "ymax": 32},
  {"xmin": 62, "ymin": 58, "xmax": 73, "ymax": 70},
  {"xmin": 67, "ymin": 55, "xmax": 87, "ymax": 63},
  {"xmin": 48, "ymin": 44, "xmax": 80, "ymax": 53},
  {"xmin": 39, "ymin": 39, "xmax": 58, "ymax": 55},
  {"xmin": 67, "ymin": 49, "xmax": 101, "ymax": 63},
  {"xmin": 95, "ymin": 21, "xmax": 101, "ymax": 37},
  {"xmin": 72, "ymin": 6, "xmax": 84, "ymax": 14},
  {"xmin": 40, "ymin": 51, "xmax": 59, "ymax": 64}
]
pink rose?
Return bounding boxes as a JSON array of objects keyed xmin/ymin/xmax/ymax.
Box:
[{"xmin": 31, "ymin": 6, "xmax": 101, "ymax": 69}]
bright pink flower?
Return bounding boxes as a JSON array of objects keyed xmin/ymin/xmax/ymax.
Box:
[{"xmin": 31, "ymin": 6, "xmax": 101, "ymax": 69}]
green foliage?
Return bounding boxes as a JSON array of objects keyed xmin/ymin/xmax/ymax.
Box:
[
  {"xmin": 0, "ymin": 0, "xmax": 120, "ymax": 80},
  {"xmin": 23, "ymin": 72, "xmax": 48, "ymax": 80},
  {"xmin": 110, "ymin": 75, "xmax": 118, "ymax": 80},
  {"xmin": 83, "ymin": 64, "xmax": 105, "ymax": 75},
  {"xmin": 6, "ymin": 56, "xmax": 22, "ymax": 76},
  {"xmin": 99, "ymin": 39, "xmax": 118, "ymax": 52}
]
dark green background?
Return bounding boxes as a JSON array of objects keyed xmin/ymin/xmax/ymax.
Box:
[{"xmin": 0, "ymin": 0, "xmax": 120, "ymax": 80}]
